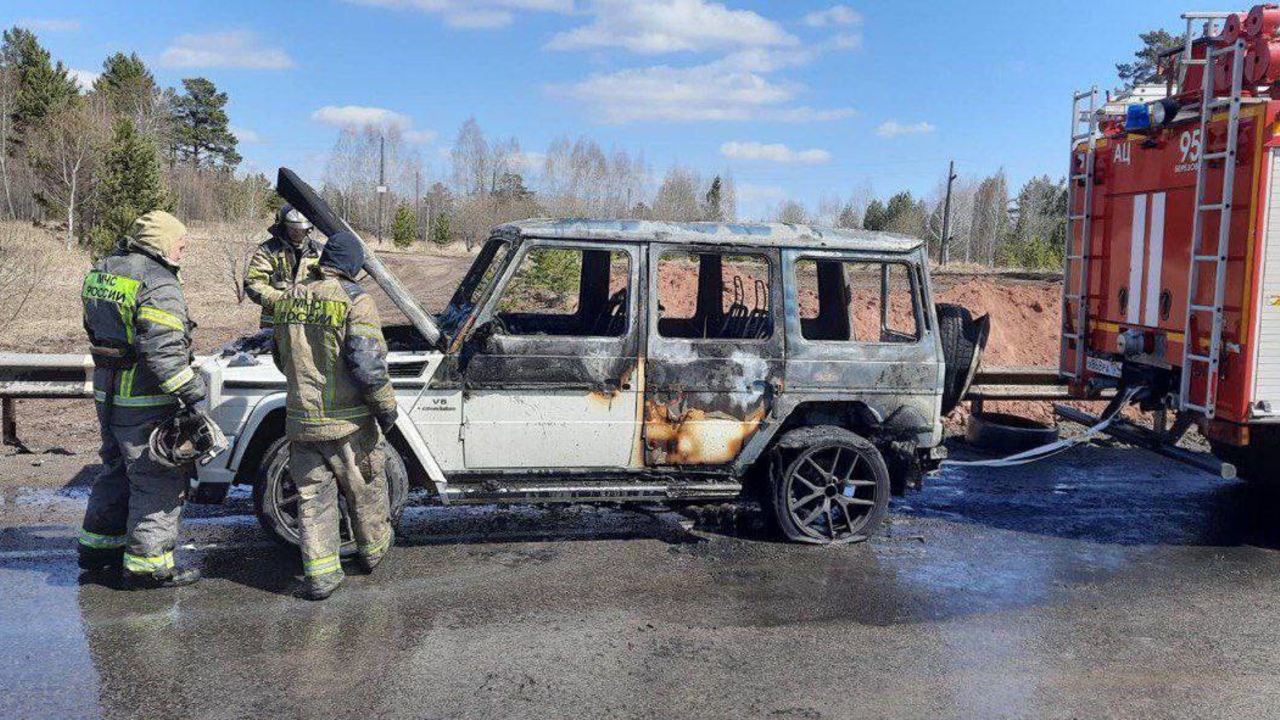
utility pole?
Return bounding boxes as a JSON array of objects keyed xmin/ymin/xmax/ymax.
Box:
[
  {"xmin": 376, "ymin": 134, "xmax": 386, "ymax": 243},
  {"xmin": 414, "ymin": 169, "xmax": 422, "ymax": 242},
  {"xmin": 940, "ymin": 159, "xmax": 957, "ymax": 266}
]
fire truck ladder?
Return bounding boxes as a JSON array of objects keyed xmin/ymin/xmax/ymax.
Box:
[
  {"xmin": 1180, "ymin": 39, "xmax": 1246, "ymax": 418},
  {"xmin": 1061, "ymin": 86, "xmax": 1098, "ymax": 380}
]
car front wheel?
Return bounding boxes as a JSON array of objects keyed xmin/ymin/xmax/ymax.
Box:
[{"xmin": 252, "ymin": 435, "xmax": 409, "ymax": 553}]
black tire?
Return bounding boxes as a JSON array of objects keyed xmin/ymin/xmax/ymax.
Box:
[
  {"xmin": 937, "ymin": 302, "xmax": 991, "ymax": 415},
  {"xmin": 766, "ymin": 427, "xmax": 890, "ymax": 544},
  {"xmin": 252, "ymin": 435, "xmax": 410, "ymax": 552},
  {"xmin": 966, "ymin": 412, "xmax": 1059, "ymax": 453}
]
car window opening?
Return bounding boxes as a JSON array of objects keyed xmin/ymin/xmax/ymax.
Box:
[
  {"xmin": 494, "ymin": 246, "xmax": 630, "ymax": 338},
  {"xmin": 658, "ymin": 250, "xmax": 773, "ymax": 341},
  {"xmin": 797, "ymin": 259, "xmax": 920, "ymax": 343}
]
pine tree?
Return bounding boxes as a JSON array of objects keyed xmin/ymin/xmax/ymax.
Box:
[
  {"xmin": 703, "ymin": 175, "xmax": 724, "ymax": 221},
  {"xmin": 0, "ymin": 27, "xmax": 78, "ymax": 143},
  {"xmin": 862, "ymin": 198, "xmax": 888, "ymax": 230},
  {"xmin": 430, "ymin": 211, "xmax": 451, "ymax": 245},
  {"xmin": 391, "ymin": 204, "xmax": 416, "ymax": 248},
  {"xmin": 89, "ymin": 117, "xmax": 166, "ymax": 255},
  {"xmin": 93, "ymin": 52, "xmax": 157, "ymax": 115},
  {"xmin": 1116, "ymin": 30, "xmax": 1181, "ymax": 90},
  {"xmin": 170, "ymin": 77, "xmax": 241, "ymax": 169}
]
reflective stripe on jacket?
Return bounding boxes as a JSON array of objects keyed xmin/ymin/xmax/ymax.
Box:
[
  {"xmin": 83, "ymin": 245, "xmax": 206, "ymax": 425},
  {"xmin": 273, "ymin": 266, "xmax": 396, "ymax": 442},
  {"xmin": 243, "ymin": 231, "xmax": 322, "ymax": 328}
]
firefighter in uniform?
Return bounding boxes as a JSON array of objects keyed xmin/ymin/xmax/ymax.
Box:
[
  {"xmin": 243, "ymin": 204, "xmax": 322, "ymax": 329},
  {"xmin": 78, "ymin": 211, "xmax": 207, "ymax": 589},
  {"xmin": 272, "ymin": 229, "xmax": 397, "ymax": 601}
]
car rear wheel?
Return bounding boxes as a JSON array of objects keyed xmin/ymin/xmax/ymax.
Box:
[
  {"xmin": 252, "ymin": 435, "xmax": 409, "ymax": 553},
  {"xmin": 767, "ymin": 427, "xmax": 890, "ymax": 544}
]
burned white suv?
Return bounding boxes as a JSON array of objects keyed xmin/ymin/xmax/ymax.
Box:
[{"xmin": 194, "ymin": 220, "xmax": 980, "ymax": 545}]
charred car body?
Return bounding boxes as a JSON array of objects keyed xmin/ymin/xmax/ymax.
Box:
[{"xmin": 195, "ymin": 220, "xmax": 979, "ymax": 544}]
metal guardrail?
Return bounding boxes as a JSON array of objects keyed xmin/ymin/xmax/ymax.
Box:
[
  {"xmin": 0, "ymin": 353, "xmax": 94, "ymax": 446},
  {"xmin": 965, "ymin": 365, "xmax": 1115, "ymax": 414}
]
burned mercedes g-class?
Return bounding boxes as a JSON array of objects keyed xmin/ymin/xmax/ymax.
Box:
[{"xmin": 197, "ymin": 220, "xmax": 982, "ymax": 545}]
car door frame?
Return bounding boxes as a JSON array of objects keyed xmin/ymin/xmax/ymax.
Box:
[
  {"xmin": 642, "ymin": 242, "xmax": 785, "ymax": 468},
  {"xmin": 458, "ymin": 237, "xmax": 644, "ymax": 470}
]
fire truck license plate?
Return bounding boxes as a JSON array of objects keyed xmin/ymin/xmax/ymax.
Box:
[{"xmin": 1086, "ymin": 355, "xmax": 1122, "ymax": 378}]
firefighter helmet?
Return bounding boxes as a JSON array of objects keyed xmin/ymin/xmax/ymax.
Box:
[
  {"xmin": 278, "ymin": 204, "xmax": 313, "ymax": 232},
  {"xmin": 149, "ymin": 409, "xmax": 229, "ymax": 468}
]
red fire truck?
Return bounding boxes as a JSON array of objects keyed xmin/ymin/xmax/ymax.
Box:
[{"xmin": 1064, "ymin": 6, "xmax": 1280, "ymax": 480}]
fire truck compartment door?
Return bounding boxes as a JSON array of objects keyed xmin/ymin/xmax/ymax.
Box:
[{"xmin": 1253, "ymin": 150, "xmax": 1280, "ymax": 418}]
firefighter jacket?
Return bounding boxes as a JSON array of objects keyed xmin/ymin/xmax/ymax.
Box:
[
  {"xmin": 243, "ymin": 228, "xmax": 322, "ymax": 328},
  {"xmin": 82, "ymin": 211, "xmax": 206, "ymax": 426},
  {"xmin": 272, "ymin": 265, "xmax": 396, "ymax": 442}
]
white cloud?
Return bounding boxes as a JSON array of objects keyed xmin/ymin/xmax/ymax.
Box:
[
  {"xmin": 311, "ymin": 105, "xmax": 436, "ymax": 143},
  {"xmin": 547, "ymin": 0, "xmax": 797, "ymax": 54},
  {"xmin": 876, "ymin": 120, "xmax": 936, "ymax": 138},
  {"xmin": 344, "ymin": 0, "xmax": 573, "ymax": 29},
  {"xmin": 802, "ymin": 5, "xmax": 863, "ymax": 28},
  {"xmin": 312, "ymin": 105, "xmax": 413, "ymax": 128},
  {"xmin": 720, "ymin": 141, "xmax": 830, "ymax": 164},
  {"xmin": 68, "ymin": 68, "xmax": 100, "ymax": 92},
  {"xmin": 556, "ymin": 54, "xmax": 853, "ymax": 123},
  {"xmin": 17, "ymin": 18, "xmax": 81, "ymax": 32},
  {"xmin": 549, "ymin": 4, "xmax": 855, "ymax": 124},
  {"xmin": 559, "ymin": 62, "xmax": 785, "ymax": 122},
  {"xmin": 160, "ymin": 31, "xmax": 294, "ymax": 70},
  {"xmin": 772, "ymin": 106, "xmax": 856, "ymax": 122},
  {"xmin": 230, "ymin": 126, "xmax": 261, "ymax": 144}
]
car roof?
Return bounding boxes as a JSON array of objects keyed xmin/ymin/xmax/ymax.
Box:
[{"xmin": 491, "ymin": 218, "xmax": 924, "ymax": 253}]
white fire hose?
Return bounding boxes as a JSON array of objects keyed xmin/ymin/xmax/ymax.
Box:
[{"xmin": 942, "ymin": 387, "xmax": 1142, "ymax": 469}]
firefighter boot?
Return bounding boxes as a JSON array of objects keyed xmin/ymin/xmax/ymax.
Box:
[
  {"xmin": 122, "ymin": 566, "xmax": 201, "ymax": 590},
  {"xmin": 298, "ymin": 570, "xmax": 344, "ymax": 601},
  {"xmin": 77, "ymin": 545, "xmax": 124, "ymax": 575}
]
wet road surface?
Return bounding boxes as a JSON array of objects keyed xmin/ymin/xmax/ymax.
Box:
[{"xmin": 4, "ymin": 443, "xmax": 1280, "ymax": 719}]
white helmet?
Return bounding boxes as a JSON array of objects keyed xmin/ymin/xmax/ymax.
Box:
[{"xmin": 149, "ymin": 410, "xmax": 229, "ymax": 468}]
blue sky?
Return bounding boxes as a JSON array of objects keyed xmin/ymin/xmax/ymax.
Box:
[{"xmin": 4, "ymin": 0, "xmax": 1191, "ymax": 219}]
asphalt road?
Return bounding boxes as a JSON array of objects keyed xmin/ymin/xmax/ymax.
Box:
[{"xmin": 3, "ymin": 442, "xmax": 1280, "ymax": 719}]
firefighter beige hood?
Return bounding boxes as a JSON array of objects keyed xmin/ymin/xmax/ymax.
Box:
[{"xmin": 126, "ymin": 211, "xmax": 188, "ymax": 269}]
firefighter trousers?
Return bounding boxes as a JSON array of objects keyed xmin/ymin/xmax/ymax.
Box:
[
  {"xmin": 289, "ymin": 423, "xmax": 391, "ymax": 579},
  {"xmin": 79, "ymin": 413, "xmax": 188, "ymax": 575}
]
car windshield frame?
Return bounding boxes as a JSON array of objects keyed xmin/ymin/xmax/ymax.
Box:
[{"xmin": 438, "ymin": 238, "xmax": 515, "ymax": 340}]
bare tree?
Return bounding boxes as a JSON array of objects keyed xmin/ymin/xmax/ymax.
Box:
[
  {"xmin": 969, "ymin": 170, "xmax": 1010, "ymax": 266},
  {"xmin": 28, "ymin": 100, "xmax": 107, "ymax": 248},
  {"xmin": 0, "ymin": 68, "xmax": 16, "ymax": 219},
  {"xmin": 775, "ymin": 200, "xmax": 809, "ymax": 224},
  {"xmin": 653, "ymin": 167, "xmax": 703, "ymax": 221},
  {"xmin": 450, "ymin": 117, "xmax": 489, "ymax": 197},
  {"xmin": 219, "ymin": 224, "xmax": 260, "ymax": 303},
  {"xmin": 815, "ymin": 194, "xmax": 843, "ymax": 226},
  {"xmin": 320, "ymin": 123, "xmax": 422, "ymax": 233}
]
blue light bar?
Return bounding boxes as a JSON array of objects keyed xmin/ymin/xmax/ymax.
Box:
[{"xmin": 1125, "ymin": 103, "xmax": 1151, "ymax": 132}]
